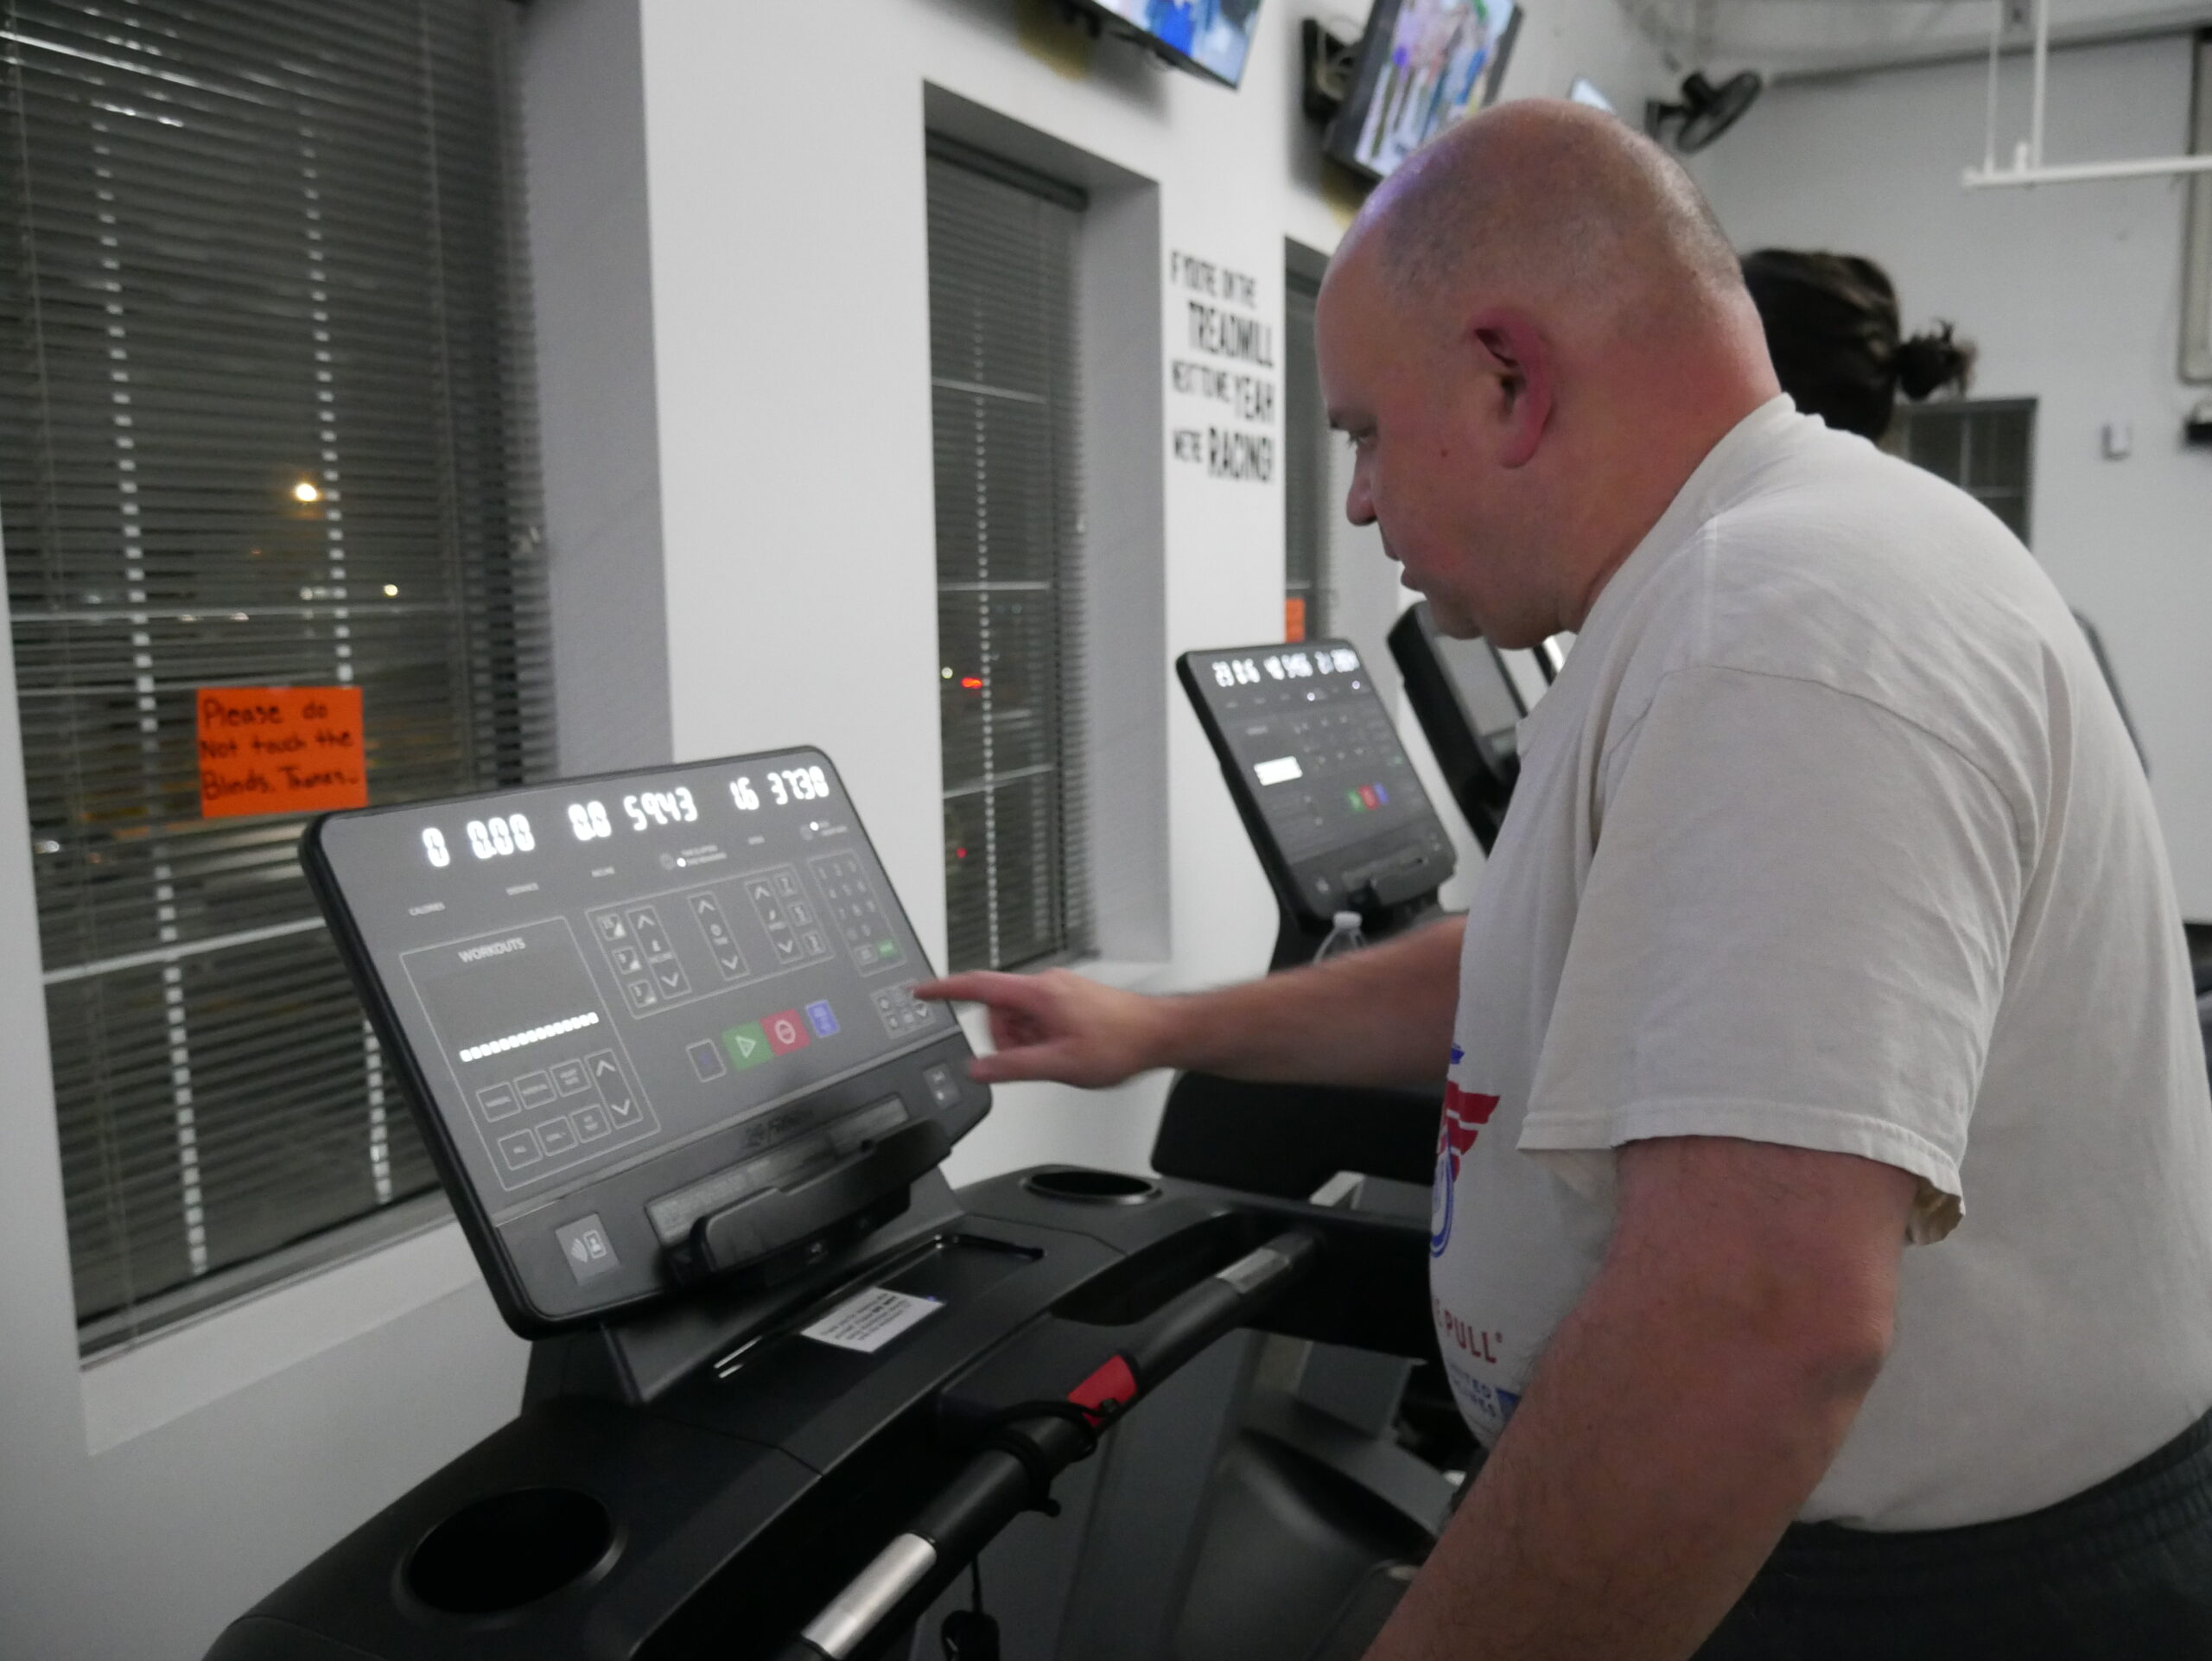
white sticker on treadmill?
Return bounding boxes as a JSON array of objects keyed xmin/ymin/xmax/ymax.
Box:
[{"xmin": 801, "ymin": 1287, "xmax": 944, "ymax": 1353}]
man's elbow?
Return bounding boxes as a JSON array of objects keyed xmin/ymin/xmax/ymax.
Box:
[
  {"xmin": 1790, "ymin": 1298, "xmax": 1893, "ymax": 1410},
  {"xmin": 1741, "ymin": 1268, "xmax": 1896, "ymax": 1423}
]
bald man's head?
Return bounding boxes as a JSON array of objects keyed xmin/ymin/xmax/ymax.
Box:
[
  {"xmin": 1313, "ymin": 100, "xmax": 1777, "ymax": 647},
  {"xmin": 1346, "ymin": 99, "xmax": 1745, "ymax": 333}
]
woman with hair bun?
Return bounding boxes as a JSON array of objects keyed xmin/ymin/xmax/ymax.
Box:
[{"xmin": 1741, "ymin": 248, "xmax": 1975, "ymax": 439}]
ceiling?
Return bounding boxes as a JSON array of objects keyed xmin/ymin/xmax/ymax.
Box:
[{"xmin": 1623, "ymin": 0, "xmax": 2212, "ymax": 80}]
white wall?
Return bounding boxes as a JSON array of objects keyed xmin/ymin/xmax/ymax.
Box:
[
  {"xmin": 632, "ymin": 0, "xmax": 1669, "ymax": 1184},
  {"xmin": 531, "ymin": 0, "xmax": 674, "ymax": 774},
  {"xmin": 1690, "ymin": 35, "xmax": 2212, "ymax": 915},
  {"xmin": 0, "ymin": 3, "xmax": 1669, "ymax": 1656}
]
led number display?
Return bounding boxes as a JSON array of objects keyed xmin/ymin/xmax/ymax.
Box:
[
  {"xmin": 622, "ymin": 787, "xmax": 698, "ymax": 832},
  {"xmin": 567, "ymin": 799, "xmax": 615, "ymax": 842},
  {"xmin": 766, "ymin": 765, "xmax": 831, "ymax": 806},
  {"xmin": 422, "ymin": 827, "xmax": 451, "ymax": 868},
  {"xmin": 1210, "ymin": 646, "xmax": 1362, "ymax": 690},
  {"xmin": 463, "ymin": 814, "xmax": 535, "ymax": 861}
]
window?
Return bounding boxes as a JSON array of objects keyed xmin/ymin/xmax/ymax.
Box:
[
  {"xmin": 1283, "ymin": 263, "xmax": 1330, "ymax": 641},
  {"xmin": 1894, "ymin": 398, "xmax": 2035, "ymax": 545},
  {"xmin": 925, "ymin": 137, "xmax": 1092, "ymax": 972},
  {"xmin": 0, "ymin": 0, "xmax": 550, "ymax": 1352}
]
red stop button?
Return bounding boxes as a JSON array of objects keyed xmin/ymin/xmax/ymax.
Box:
[{"xmin": 763, "ymin": 1009, "xmax": 812, "ymax": 1055}]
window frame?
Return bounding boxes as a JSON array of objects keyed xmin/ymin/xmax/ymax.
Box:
[
  {"xmin": 1892, "ymin": 396, "xmax": 2037, "ymax": 547},
  {"xmin": 1283, "ymin": 249, "xmax": 1333, "ymax": 644},
  {"xmin": 0, "ymin": 0, "xmax": 552, "ymax": 1355},
  {"xmin": 924, "ymin": 133, "xmax": 1095, "ymax": 975}
]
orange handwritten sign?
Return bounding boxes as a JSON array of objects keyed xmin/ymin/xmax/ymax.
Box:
[{"xmin": 197, "ymin": 685, "xmax": 368, "ymax": 818}]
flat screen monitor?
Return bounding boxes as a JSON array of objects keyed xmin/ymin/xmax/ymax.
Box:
[
  {"xmin": 1179, "ymin": 639, "xmax": 1454, "ymax": 926},
  {"xmin": 1388, "ymin": 603, "xmax": 1570, "ymax": 851},
  {"xmin": 1567, "ymin": 76, "xmax": 1615, "ymax": 112},
  {"xmin": 304, "ymin": 748, "xmax": 985, "ymax": 1333},
  {"xmin": 1074, "ymin": 0, "xmax": 1263, "ymax": 87},
  {"xmin": 1325, "ymin": 0, "xmax": 1522, "ymax": 181},
  {"xmin": 1388, "ymin": 602, "xmax": 1527, "ymax": 852}
]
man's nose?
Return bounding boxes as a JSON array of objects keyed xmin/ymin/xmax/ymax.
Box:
[{"xmin": 1344, "ymin": 471, "xmax": 1376, "ymax": 527}]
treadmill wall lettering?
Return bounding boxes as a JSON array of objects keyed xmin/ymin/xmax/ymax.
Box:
[
  {"xmin": 1167, "ymin": 246, "xmax": 1276, "ymax": 486},
  {"xmin": 197, "ymin": 684, "xmax": 369, "ymax": 818}
]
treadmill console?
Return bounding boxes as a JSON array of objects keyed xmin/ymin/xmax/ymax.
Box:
[
  {"xmin": 305, "ymin": 748, "xmax": 984, "ymax": 1333},
  {"xmin": 1178, "ymin": 640, "xmax": 1454, "ymax": 927},
  {"xmin": 1388, "ymin": 601, "xmax": 1565, "ymax": 853}
]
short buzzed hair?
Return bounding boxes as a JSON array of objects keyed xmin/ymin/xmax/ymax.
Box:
[{"xmin": 1358, "ymin": 100, "xmax": 1745, "ymax": 323}]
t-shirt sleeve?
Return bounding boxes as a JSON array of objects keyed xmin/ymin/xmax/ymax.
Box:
[{"xmin": 1519, "ymin": 665, "xmax": 2027, "ymax": 1244}]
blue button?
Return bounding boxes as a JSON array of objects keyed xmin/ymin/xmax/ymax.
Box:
[{"xmin": 806, "ymin": 1000, "xmax": 839, "ymax": 1037}]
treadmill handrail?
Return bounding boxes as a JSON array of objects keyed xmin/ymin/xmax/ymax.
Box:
[{"xmin": 768, "ymin": 1230, "xmax": 1324, "ymax": 1661}]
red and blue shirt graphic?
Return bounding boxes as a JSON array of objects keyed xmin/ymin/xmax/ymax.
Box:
[{"xmin": 1430, "ymin": 1044, "xmax": 1500, "ymax": 1258}]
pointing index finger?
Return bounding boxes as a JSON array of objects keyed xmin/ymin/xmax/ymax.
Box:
[{"xmin": 914, "ymin": 971, "xmax": 1040, "ymax": 1009}]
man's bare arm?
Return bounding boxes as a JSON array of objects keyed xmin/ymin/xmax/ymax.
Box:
[
  {"xmin": 915, "ymin": 914, "xmax": 1464, "ymax": 1090},
  {"xmin": 1367, "ymin": 1136, "xmax": 1916, "ymax": 1661}
]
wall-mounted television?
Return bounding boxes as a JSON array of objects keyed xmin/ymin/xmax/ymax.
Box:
[
  {"xmin": 1567, "ymin": 75, "xmax": 1615, "ymax": 112},
  {"xmin": 1325, "ymin": 0, "xmax": 1522, "ymax": 181},
  {"xmin": 1075, "ymin": 0, "xmax": 1263, "ymax": 88}
]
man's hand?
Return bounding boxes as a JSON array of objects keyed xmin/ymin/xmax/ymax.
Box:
[
  {"xmin": 1368, "ymin": 1135, "xmax": 1918, "ymax": 1661},
  {"xmin": 914, "ymin": 969, "xmax": 1170, "ymax": 1087},
  {"xmin": 919, "ymin": 915, "xmax": 1467, "ymax": 1092}
]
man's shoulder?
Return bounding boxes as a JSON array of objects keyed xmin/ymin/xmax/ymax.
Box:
[
  {"xmin": 1594, "ymin": 423, "xmax": 2081, "ymax": 806},
  {"xmin": 1649, "ymin": 429, "xmax": 2068, "ymax": 708}
]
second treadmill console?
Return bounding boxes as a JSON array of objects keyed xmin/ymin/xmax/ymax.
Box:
[
  {"xmin": 1179, "ymin": 639, "xmax": 1454, "ymax": 928},
  {"xmin": 1389, "ymin": 601, "xmax": 1567, "ymax": 853},
  {"xmin": 305, "ymin": 748, "xmax": 984, "ymax": 1333}
]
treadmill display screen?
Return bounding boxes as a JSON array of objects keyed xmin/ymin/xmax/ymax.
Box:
[
  {"xmin": 1179, "ymin": 640, "xmax": 1453, "ymax": 924},
  {"xmin": 1432, "ymin": 632, "xmax": 1530, "ymax": 767},
  {"xmin": 306, "ymin": 748, "xmax": 982, "ymax": 1330}
]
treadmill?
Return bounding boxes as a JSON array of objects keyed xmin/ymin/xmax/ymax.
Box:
[
  {"xmin": 1387, "ymin": 602, "xmax": 1563, "ymax": 853},
  {"xmin": 1137, "ymin": 640, "xmax": 1476, "ymax": 1661},
  {"xmin": 1177, "ymin": 639, "xmax": 1456, "ymax": 969},
  {"xmin": 1160, "ymin": 638, "xmax": 1459, "ymax": 1199},
  {"xmin": 204, "ymin": 748, "xmax": 1439, "ymax": 1661}
]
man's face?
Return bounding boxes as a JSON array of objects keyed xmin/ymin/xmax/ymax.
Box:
[{"xmin": 1314, "ymin": 246, "xmax": 1559, "ymax": 646}]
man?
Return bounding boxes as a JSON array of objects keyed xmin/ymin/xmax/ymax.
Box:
[{"xmin": 918, "ymin": 102, "xmax": 2212, "ymax": 1656}]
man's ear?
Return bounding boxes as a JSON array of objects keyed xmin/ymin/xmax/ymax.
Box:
[{"xmin": 1467, "ymin": 309, "xmax": 1554, "ymax": 468}]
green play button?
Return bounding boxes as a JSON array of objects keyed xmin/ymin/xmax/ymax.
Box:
[{"xmin": 722, "ymin": 1021, "xmax": 769, "ymax": 1070}]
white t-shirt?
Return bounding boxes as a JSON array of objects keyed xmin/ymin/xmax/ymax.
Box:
[{"xmin": 1429, "ymin": 396, "xmax": 2212, "ymax": 1530}]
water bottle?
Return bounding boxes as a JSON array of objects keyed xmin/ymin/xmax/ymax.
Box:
[{"xmin": 1313, "ymin": 909, "xmax": 1367, "ymax": 964}]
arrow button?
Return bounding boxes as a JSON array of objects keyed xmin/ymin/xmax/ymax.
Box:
[
  {"xmin": 721, "ymin": 1021, "xmax": 769, "ymax": 1071},
  {"xmin": 587, "ymin": 1050, "xmax": 642, "ymax": 1126}
]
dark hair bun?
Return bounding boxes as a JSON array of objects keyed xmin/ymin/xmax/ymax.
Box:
[{"xmin": 1896, "ymin": 322, "xmax": 1976, "ymax": 402}]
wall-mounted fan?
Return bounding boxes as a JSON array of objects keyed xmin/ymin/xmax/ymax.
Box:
[{"xmin": 1645, "ymin": 70, "xmax": 1763, "ymax": 153}]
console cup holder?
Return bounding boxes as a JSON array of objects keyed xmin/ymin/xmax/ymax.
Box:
[
  {"xmin": 1023, "ymin": 1167, "xmax": 1160, "ymax": 1206},
  {"xmin": 405, "ymin": 1488, "xmax": 615, "ymax": 1615}
]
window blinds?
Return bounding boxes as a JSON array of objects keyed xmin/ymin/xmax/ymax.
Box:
[
  {"xmin": 0, "ymin": 0, "xmax": 552, "ymax": 1350},
  {"xmin": 1283, "ymin": 267, "xmax": 1329, "ymax": 642},
  {"xmin": 924, "ymin": 138, "xmax": 1092, "ymax": 974},
  {"xmin": 1896, "ymin": 398, "xmax": 2034, "ymax": 546}
]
